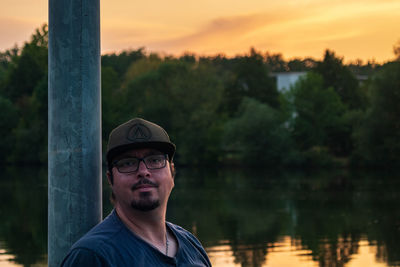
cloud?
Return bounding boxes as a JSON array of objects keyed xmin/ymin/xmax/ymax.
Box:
[
  {"xmin": 99, "ymin": 0, "xmax": 400, "ymax": 61},
  {"xmin": 146, "ymin": 10, "xmax": 303, "ymax": 54}
]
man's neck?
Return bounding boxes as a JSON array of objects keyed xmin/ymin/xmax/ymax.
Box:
[{"xmin": 115, "ymin": 204, "xmax": 167, "ymax": 245}]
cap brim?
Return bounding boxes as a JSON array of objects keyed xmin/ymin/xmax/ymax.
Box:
[{"xmin": 107, "ymin": 142, "xmax": 176, "ymax": 165}]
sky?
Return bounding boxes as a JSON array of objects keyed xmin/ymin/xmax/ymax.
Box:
[{"xmin": 1, "ymin": 0, "xmax": 399, "ymax": 63}]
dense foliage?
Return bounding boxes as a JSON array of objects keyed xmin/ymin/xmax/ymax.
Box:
[{"xmin": 1, "ymin": 25, "xmax": 399, "ymax": 168}]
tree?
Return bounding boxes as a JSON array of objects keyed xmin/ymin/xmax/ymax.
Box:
[
  {"xmin": 290, "ymin": 72, "xmax": 347, "ymax": 155},
  {"xmin": 352, "ymin": 61, "xmax": 400, "ymax": 166},
  {"xmin": 265, "ymin": 52, "xmax": 287, "ymax": 72},
  {"xmin": 223, "ymin": 98, "xmax": 297, "ymax": 166},
  {"xmin": 0, "ymin": 46, "xmax": 19, "ymax": 85},
  {"xmin": 287, "ymin": 57, "xmax": 317, "ymax": 72},
  {"xmin": 0, "ymin": 97, "xmax": 18, "ymax": 162},
  {"xmin": 101, "ymin": 48, "xmax": 145, "ymax": 80},
  {"xmin": 0, "ymin": 24, "xmax": 48, "ymax": 102},
  {"xmin": 394, "ymin": 40, "xmax": 400, "ymax": 61},
  {"xmin": 314, "ymin": 49, "xmax": 367, "ymax": 110},
  {"xmin": 101, "ymin": 66, "xmax": 120, "ymax": 144},
  {"xmin": 112, "ymin": 58, "xmax": 226, "ymax": 165},
  {"xmin": 222, "ymin": 48, "xmax": 279, "ymax": 116},
  {"xmin": 0, "ymin": 25, "xmax": 48, "ymax": 163},
  {"xmin": 8, "ymin": 76, "xmax": 48, "ymax": 163}
]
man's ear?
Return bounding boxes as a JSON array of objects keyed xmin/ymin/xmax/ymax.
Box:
[
  {"xmin": 170, "ymin": 162, "xmax": 176, "ymax": 179},
  {"xmin": 106, "ymin": 170, "xmax": 116, "ymax": 203},
  {"xmin": 106, "ymin": 170, "xmax": 113, "ymax": 185}
]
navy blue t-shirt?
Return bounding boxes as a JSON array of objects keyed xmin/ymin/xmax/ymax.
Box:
[{"xmin": 60, "ymin": 210, "xmax": 211, "ymax": 266}]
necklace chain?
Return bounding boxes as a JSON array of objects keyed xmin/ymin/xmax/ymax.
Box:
[{"xmin": 165, "ymin": 231, "xmax": 169, "ymax": 256}]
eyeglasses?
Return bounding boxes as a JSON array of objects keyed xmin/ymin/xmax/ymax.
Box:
[{"xmin": 113, "ymin": 154, "xmax": 168, "ymax": 173}]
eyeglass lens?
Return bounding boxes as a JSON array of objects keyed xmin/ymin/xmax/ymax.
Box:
[{"xmin": 114, "ymin": 155, "xmax": 166, "ymax": 173}]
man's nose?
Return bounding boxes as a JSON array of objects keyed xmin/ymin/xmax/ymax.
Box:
[{"xmin": 136, "ymin": 160, "xmax": 150, "ymax": 177}]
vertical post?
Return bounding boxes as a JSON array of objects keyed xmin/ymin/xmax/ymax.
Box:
[{"xmin": 48, "ymin": 0, "xmax": 102, "ymax": 266}]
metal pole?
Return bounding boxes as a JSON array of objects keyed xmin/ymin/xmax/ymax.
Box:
[{"xmin": 48, "ymin": 0, "xmax": 101, "ymax": 266}]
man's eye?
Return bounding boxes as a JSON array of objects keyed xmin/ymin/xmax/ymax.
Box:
[
  {"xmin": 150, "ymin": 158, "xmax": 161, "ymax": 163},
  {"xmin": 119, "ymin": 159, "xmax": 137, "ymax": 167},
  {"xmin": 145, "ymin": 155, "xmax": 163, "ymax": 165}
]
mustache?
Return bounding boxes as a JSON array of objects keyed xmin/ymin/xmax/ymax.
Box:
[{"xmin": 131, "ymin": 179, "xmax": 158, "ymax": 190}]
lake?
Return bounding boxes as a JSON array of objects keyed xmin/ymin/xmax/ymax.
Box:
[{"xmin": 0, "ymin": 166, "xmax": 399, "ymax": 266}]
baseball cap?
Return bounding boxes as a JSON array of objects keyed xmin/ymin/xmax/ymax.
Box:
[{"xmin": 106, "ymin": 118, "xmax": 176, "ymax": 165}]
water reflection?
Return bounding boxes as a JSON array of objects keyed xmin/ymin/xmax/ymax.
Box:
[
  {"xmin": 1, "ymin": 166, "xmax": 400, "ymax": 266},
  {"xmin": 167, "ymin": 168, "xmax": 400, "ymax": 267},
  {"xmin": 0, "ymin": 166, "xmax": 47, "ymax": 266}
]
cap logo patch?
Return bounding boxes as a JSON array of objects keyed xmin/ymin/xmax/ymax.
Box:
[{"xmin": 127, "ymin": 123, "xmax": 152, "ymax": 141}]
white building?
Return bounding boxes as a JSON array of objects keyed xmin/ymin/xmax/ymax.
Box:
[
  {"xmin": 271, "ymin": 72, "xmax": 369, "ymax": 93},
  {"xmin": 270, "ymin": 72, "xmax": 307, "ymax": 93}
]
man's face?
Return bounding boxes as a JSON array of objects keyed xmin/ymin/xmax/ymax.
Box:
[{"xmin": 108, "ymin": 148, "xmax": 175, "ymax": 212}]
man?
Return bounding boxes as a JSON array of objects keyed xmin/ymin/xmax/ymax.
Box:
[{"xmin": 61, "ymin": 118, "xmax": 211, "ymax": 266}]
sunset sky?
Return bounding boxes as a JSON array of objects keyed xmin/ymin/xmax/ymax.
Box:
[{"xmin": 1, "ymin": 0, "xmax": 399, "ymax": 63}]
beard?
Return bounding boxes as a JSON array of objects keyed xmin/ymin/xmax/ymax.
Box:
[{"xmin": 131, "ymin": 191, "xmax": 160, "ymax": 212}]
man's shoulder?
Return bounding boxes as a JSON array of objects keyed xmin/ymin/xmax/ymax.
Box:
[
  {"xmin": 167, "ymin": 222, "xmax": 201, "ymax": 244},
  {"xmin": 61, "ymin": 211, "xmax": 130, "ymax": 266},
  {"xmin": 72, "ymin": 210, "xmax": 124, "ymax": 250},
  {"xmin": 167, "ymin": 222, "xmax": 208, "ymax": 253},
  {"xmin": 167, "ymin": 222, "xmax": 212, "ymax": 267}
]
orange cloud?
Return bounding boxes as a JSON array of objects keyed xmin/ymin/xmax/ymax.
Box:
[
  {"xmin": 141, "ymin": 10, "xmax": 305, "ymax": 55},
  {"xmin": 128, "ymin": 1, "xmax": 400, "ymax": 61}
]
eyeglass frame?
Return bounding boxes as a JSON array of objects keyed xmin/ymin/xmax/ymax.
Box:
[{"xmin": 112, "ymin": 154, "xmax": 169, "ymax": 173}]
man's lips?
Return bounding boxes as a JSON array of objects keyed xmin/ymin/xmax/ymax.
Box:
[{"xmin": 133, "ymin": 184, "xmax": 155, "ymax": 190}]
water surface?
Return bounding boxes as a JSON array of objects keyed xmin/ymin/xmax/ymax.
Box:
[{"xmin": 0, "ymin": 166, "xmax": 399, "ymax": 266}]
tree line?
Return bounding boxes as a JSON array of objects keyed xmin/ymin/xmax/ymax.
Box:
[{"xmin": 1, "ymin": 24, "xmax": 399, "ymax": 168}]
